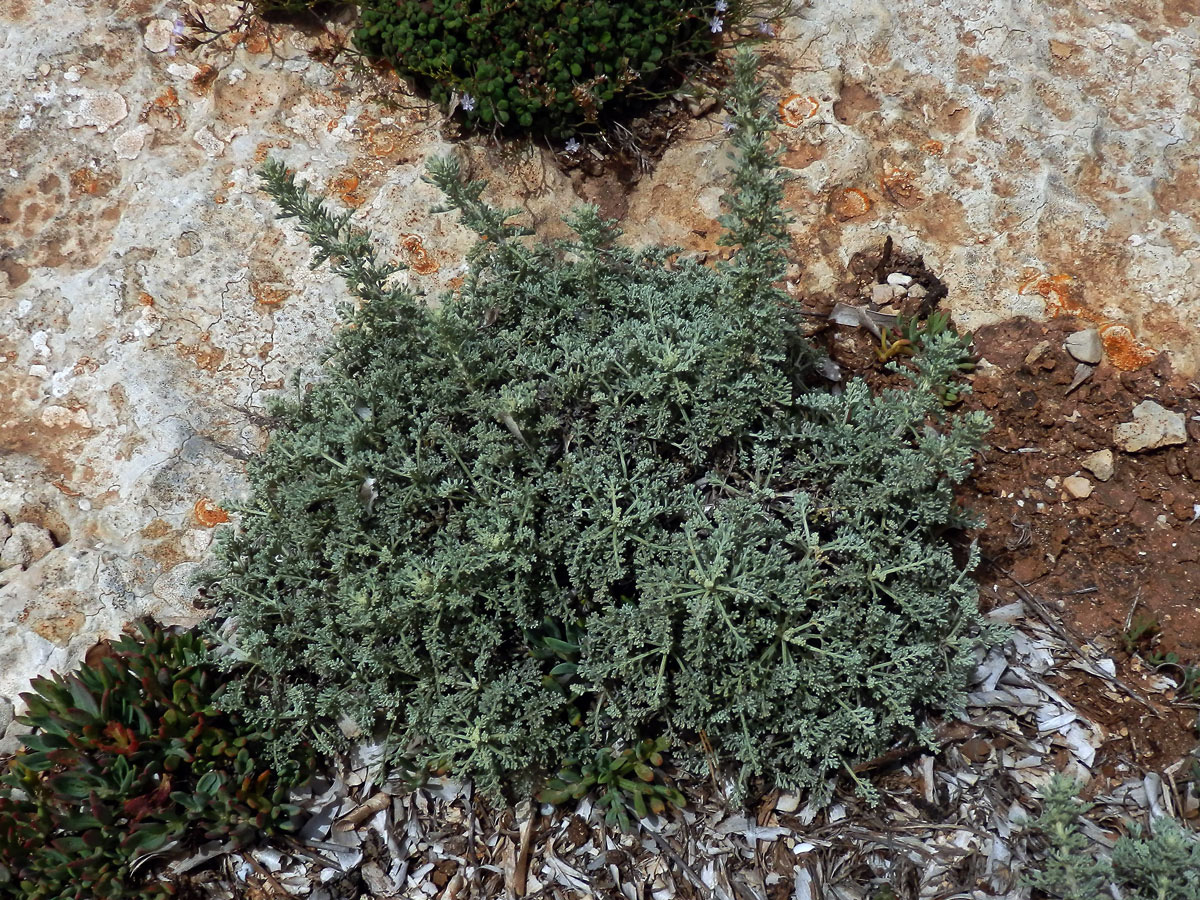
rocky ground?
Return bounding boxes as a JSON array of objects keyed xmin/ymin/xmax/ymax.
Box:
[{"xmin": 1, "ymin": 0, "xmax": 1198, "ymax": 896}]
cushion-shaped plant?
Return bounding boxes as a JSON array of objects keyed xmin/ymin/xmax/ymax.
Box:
[
  {"xmin": 204, "ymin": 50, "xmax": 1000, "ymax": 803},
  {"xmin": 353, "ymin": 0, "xmax": 738, "ymax": 135},
  {"xmin": 0, "ymin": 622, "xmax": 310, "ymax": 900}
]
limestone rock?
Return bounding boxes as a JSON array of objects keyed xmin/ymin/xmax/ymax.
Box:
[
  {"xmin": 1113, "ymin": 401, "xmax": 1187, "ymax": 453},
  {"xmin": 0, "ymin": 696, "xmax": 12, "ymax": 736},
  {"xmin": 1063, "ymin": 475, "xmax": 1093, "ymax": 499},
  {"xmin": 150, "ymin": 562, "xmax": 207, "ymax": 627},
  {"xmin": 65, "ymin": 89, "xmax": 128, "ymax": 133},
  {"xmin": 0, "ymin": 523, "xmax": 54, "ymax": 570},
  {"xmin": 0, "ymin": 514, "xmax": 10, "ymax": 549},
  {"xmin": 143, "ymin": 18, "xmax": 175, "ymax": 53},
  {"xmin": 1064, "ymin": 329, "xmax": 1103, "ymax": 364},
  {"xmin": 1080, "ymin": 449, "xmax": 1114, "ymax": 481}
]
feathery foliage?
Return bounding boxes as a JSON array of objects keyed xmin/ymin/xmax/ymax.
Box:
[{"xmin": 203, "ymin": 49, "xmax": 999, "ymax": 804}]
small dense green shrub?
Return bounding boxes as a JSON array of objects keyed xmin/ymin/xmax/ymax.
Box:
[
  {"xmin": 354, "ymin": 0, "xmax": 742, "ymax": 135},
  {"xmin": 203, "ymin": 50, "xmax": 999, "ymax": 805},
  {"xmin": 0, "ymin": 623, "xmax": 309, "ymax": 900},
  {"xmin": 1026, "ymin": 775, "xmax": 1200, "ymax": 900}
]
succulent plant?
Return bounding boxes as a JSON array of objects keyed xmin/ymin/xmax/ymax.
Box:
[
  {"xmin": 0, "ymin": 622, "xmax": 312, "ymax": 899},
  {"xmin": 539, "ymin": 737, "xmax": 686, "ymax": 830}
]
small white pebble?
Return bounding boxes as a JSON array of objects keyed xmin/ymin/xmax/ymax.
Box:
[{"xmin": 886, "ymin": 272, "xmax": 913, "ymax": 287}]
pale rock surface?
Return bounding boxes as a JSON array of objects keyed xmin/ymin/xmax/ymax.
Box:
[
  {"xmin": 1064, "ymin": 328, "xmax": 1103, "ymax": 364},
  {"xmin": 143, "ymin": 18, "xmax": 175, "ymax": 54},
  {"xmin": 0, "ymin": 523, "xmax": 55, "ymax": 570},
  {"xmin": 64, "ymin": 88, "xmax": 128, "ymax": 133},
  {"xmin": 1080, "ymin": 449, "xmax": 1115, "ymax": 482},
  {"xmin": 1, "ymin": 0, "xmax": 1198, "ymax": 715},
  {"xmin": 1113, "ymin": 400, "xmax": 1188, "ymax": 452},
  {"xmin": 0, "ymin": 546, "xmax": 135, "ymax": 709}
]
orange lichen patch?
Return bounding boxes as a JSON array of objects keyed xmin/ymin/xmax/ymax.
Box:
[
  {"xmin": 50, "ymin": 480, "xmax": 82, "ymax": 498},
  {"xmin": 137, "ymin": 291, "xmax": 155, "ymax": 306},
  {"xmin": 33, "ymin": 613, "xmax": 84, "ymax": 646},
  {"xmin": 921, "ymin": 139, "xmax": 945, "ymax": 156},
  {"xmin": 1100, "ymin": 324, "xmax": 1156, "ymax": 371},
  {"xmin": 68, "ymin": 167, "xmax": 103, "ymax": 196},
  {"xmin": 878, "ymin": 168, "xmax": 925, "ymax": 209},
  {"xmin": 193, "ymin": 498, "xmax": 230, "ymax": 527},
  {"xmin": 779, "ymin": 94, "xmax": 820, "ymax": 127},
  {"xmin": 830, "ymin": 187, "xmax": 872, "ymax": 220},
  {"xmin": 367, "ymin": 125, "xmax": 398, "ymax": 158},
  {"xmin": 72, "ymin": 357, "xmax": 99, "ymax": 375},
  {"xmin": 242, "ymin": 27, "xmax": 271, "ymax": 54},
  {"xmin": 141, "ymin": 517, "xmax": 173, "ymax": 540},
  {"xmin": 213, "ymin": 193, "xmax": 227, "ymax": 205},
  {"xmin": 152, "ymin": 87, "xmax": 179, "ymax": 109},
  {"xmin": 251, "ymin": 281, "xmax": 290, "ymax": 307},
  {"xmin": 253, "ymin": 139, "xmax": 291, "ymax": 163},
  {"xmin": 331, "ymin": 173, "xmax": 365, "ymax": 208},
  {"xmin": 401, "ymin": 234, "xmax": 440, "ymax": 275},
  {"xmin": 1020, "ymin": 273, "xmax": 1094, "ymax": 319},
  {"xmin": 176, "ymin": 338, "xmax": 226, "ymax": 372}
]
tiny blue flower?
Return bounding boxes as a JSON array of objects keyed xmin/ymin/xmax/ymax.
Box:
[
  {"xmin": 710, "ymin": 16, "xmax": 724, "ymax": 33},
  {"xmin": 564, "ymin": 138, "xmax": 581, "ymax": 153},
  {"xmin": 173, "ymin": 18, "xmax": 186, "ymax": 35},
  {"xmin": 722, "ymin": 119, "xmax": 735, "ymax": 133},
  {"xmin": 757, "ymin": 21, "xmax": 774, "ymax": 36},
  {"xmin": 715, "ymin": 0, "xmax": 728, "ymax": 12},
  {"xmin": 460, "ymin": 93, "xmax": 476, "ymax": 112}
]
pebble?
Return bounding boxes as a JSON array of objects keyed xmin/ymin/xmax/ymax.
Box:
[
  {"xmin": 1063, "ymin": 475, "xmax": 1093, "ymax": 499},
  {"xmin": 1064, "ymin": 328, "xmax": 1103, "ymax": 364},
  {"xmin": 1080, "ymin": 449, "xmax": 1114, "ymax": 481},
  {"xmin": 907, "ymin": 283, "xmax": 927, "ymax": 300},
  {"xmin": 886, "ymin": 272, "xmax": 913, "ymax": 287},
  {"xmin": 1024, "ymin": 341, "xmax": 1052, "ymax": 367},
  {"xmin": 0, "ymin": 514, "xmax": 10, "ymax": 549},
  {"xmin": 871, "ymin": 283, "xmax": 901, "ymax": 304},
  {"xmin": 0, "ymin": 522, "xmax": 55, "ymax": 570},
  {"xmin": 1113, "ymin": 400, "xmax": 1187, "ymax": 452},
  {"xmin": 0, "ymin": 696, "xmax": 11, "ymax": 736}
]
